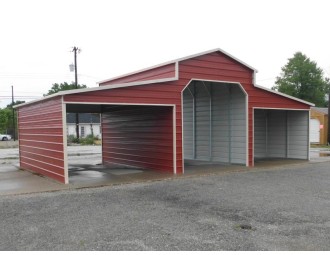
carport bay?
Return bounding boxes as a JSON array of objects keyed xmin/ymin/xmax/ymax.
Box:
[{"xmin": 66, "ymin": 103, "xmax": 177, "ymax": 184}]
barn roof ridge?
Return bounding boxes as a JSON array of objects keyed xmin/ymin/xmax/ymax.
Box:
[{"xmin": 98, "ymin": 48, "xmax": 258, "ymax": 85}]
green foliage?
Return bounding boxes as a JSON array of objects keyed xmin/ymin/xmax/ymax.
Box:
[
  {"xmin": 44, "ymin": 82, "xmax": 87, "ymax": 96},
  {"xmin": 67, "ymin": 134, "xmax": 99, "ymax": 145},
  {"xmin": 272, "ymin": 52, "xmax": 330, "ymax": 107},
  {"xmin": 0, "ymin": 100, "xmax": 24, "ymax": 134},
  {"xmin": 0, "ymin": 108, "xmax": 11, "ymax": 133},
  {"xmin": 6, "ymin": 100, "xmax": 25, "ymax": 108},
  {"xmin": 79, "ymin": 134, "xmax": 97, "ymax": 145},
  {"xmin": 67, "ymin": 134, "xmax": 79, "ymax": 144}
]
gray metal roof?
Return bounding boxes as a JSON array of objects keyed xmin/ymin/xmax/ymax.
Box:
[{"xmin": 311, "ymin": 107, "xmax": 328, "ymax": 115}]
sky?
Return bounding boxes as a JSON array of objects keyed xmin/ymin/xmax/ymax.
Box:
[{"xmin": 1, "ymin": 0, "xmax": 330, "ymax": 108}]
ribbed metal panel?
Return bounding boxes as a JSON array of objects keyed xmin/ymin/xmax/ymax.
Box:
[
  {"xmin": 287, "ymin": 111, "xmax": 309, "ymax": 159},
  {"xmin": 195, "ymin": 81, "xmax": 210, "ymax": 160},
  {"xmin": 254, "ymin": 109, "xmax": 267, "ymax": 158},
  {"xmin": 100, "ymin": 63, "xmax": 176, "ymax": 86},
  {"xmin": 254, "ymin": 109, "xmax": 309, "ymax": 160},
  {"xmin": 183, "ymin": 81, "xmax": 247, "ymax": 165},
  {"xmin": 17, "ymin": 96, "xmax": 65, "ymax": 183},
  {"xmin": 101, "ymin": 105, "xmax": 174, "ymax": 172}
]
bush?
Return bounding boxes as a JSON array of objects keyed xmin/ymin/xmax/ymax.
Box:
[
  {"xmin": 67, "ymin": 134, "xmax": 100, "ymax": 145},
  {"xmin": 67, "ymin": 135, "xmax": 79, "ymax": 144}
]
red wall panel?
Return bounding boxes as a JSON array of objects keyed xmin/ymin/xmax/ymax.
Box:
[
  {"xmin": 102, "ymin": 105, "xmax": 174, "ymax": 172},
  {"xmin": 17, "ymin": 96, "xmax": 65, "ymax": 183},
  {"xmin": 100, "ymin": 63, "xmax": 176, "ymax": 86}
]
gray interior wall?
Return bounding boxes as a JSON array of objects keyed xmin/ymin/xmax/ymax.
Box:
[
  {"xmin": 183, "ymin": 81, "xmax": 246, "ymax": 165},
  {"xmin": 195, "ymin": 82, "xmax": 211, "ymax": 160},
  {"xmin": 254, "ymin": 109, "xmax": 309, "ymax": 160},
  {"xmin": 268, "ymin": 110, "xmax": 287, "ymax": 158},
  {"xmin": 230, "ymin": 86, "xmax": 246, "ymax": 164},
  {"xmin": 254, "ymin": 109, "xmax": 267, "ymax": 158},
  {"xmin": 287, "ymin": 111, "xmax": 309, "ymax": 159},
  {"xmin": 212, "ymin": 85, "xmax": 230, "ymax": 163}
]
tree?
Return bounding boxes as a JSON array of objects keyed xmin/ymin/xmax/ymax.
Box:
[
  {"xmin": 0, "ymin": 100, "xmax": 24, "ymax": 135},
  {"xmin": 272, "ymin": 52, "xmax": 330, "ymax": 107},
  {"xmin": 44, "ymin": 82, "xmax": 87, "ymax": 96},
  {"xmin": 6, "ymin": 100, "xmax": 26, "ymax": 108}
]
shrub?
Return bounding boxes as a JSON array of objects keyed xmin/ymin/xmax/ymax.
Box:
[{"xmin": 67, "ymin": 135, "xmax": 79, "ymax": 144}]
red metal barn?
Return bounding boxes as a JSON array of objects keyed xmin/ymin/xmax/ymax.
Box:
[{"xmin": 15, "ymin": 49, "xmax": 313, "ymax": 184}]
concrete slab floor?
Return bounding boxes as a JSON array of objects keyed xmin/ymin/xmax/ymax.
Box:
[{"xmin": 1, "ymin": 145, "xmax": 330, "ymax": 196}]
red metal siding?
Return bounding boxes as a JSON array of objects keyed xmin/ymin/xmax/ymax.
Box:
[
  {"xmin": 100, "ymin": 63, "xmax": 176, "ymax": 86},
  {"xmin": 102, "ymin": 105, "xmax": 174, "ymax": 172},
  {"xmin": 18, "ymin": 96, "xmax": 65, "ymax": 183}
]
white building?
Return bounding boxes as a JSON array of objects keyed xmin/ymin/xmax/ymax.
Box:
[{"xmin": 66, "ymin": 113, "xmax": 101, "ymax": 138}]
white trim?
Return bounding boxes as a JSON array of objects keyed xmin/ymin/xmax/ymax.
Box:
[
  {"xmin": 173, "ymin": 105, "xmax": 177, "ymax": 174},
  {"xmin": 65, "ymin": 102, "xmax": 176, "ymax": 107},
  {"xmin": 181, "ymin": 79, "xmax": 249, "ymax": 167},
  {"xmin": 62, "ymin": 98, "xmax": 69, "ymax": 184},
  {"xmin": 254, "ymin": 84, "xmax": 314, "ymax": 106},
  {"xmin": 253, "ymin": 107, "xmax": 310, "ymax": 111}
]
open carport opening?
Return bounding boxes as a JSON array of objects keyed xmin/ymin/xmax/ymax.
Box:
[
  {"xmin": 65, "ymin": 103, "xmax": 175, "ymax": 184},
  {"xmin": 182, "ymin": 80, "xmax": 248, "ymax": 171},
  {"xmin": 254, "ymin": 109, "xmax": 309, "ymax": 165}
]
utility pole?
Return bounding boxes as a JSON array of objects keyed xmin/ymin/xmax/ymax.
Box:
[
  {"xmin": 72, "ymin": 46, "xmax": 80, "ymax": 140},
  {"xmin": 11, "ymin": 85, "xmax": 16, "ymax": 141}
]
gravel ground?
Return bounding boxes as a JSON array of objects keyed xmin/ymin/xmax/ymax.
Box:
[{"xmin": 0, "ymin": 161, "xmax": 330, "ymax": 251}]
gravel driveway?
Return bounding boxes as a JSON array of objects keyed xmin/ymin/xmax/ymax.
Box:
[{"xmin": 0, "ymin": 160, "xmax": 330, "ymax": 250}]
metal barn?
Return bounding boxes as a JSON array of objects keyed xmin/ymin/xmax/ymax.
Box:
[{"xmin": 15, "ymin": 49, "xmax": 313, "ymax": 184}]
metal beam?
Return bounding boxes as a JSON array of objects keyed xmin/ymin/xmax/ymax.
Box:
[
  {"xmin": 202, "ymin": 81, "xmax": 212, "ymax": 161},
  {"xmin": 187, "ymin": 84, "xmax": 196, "ymax": 159}
]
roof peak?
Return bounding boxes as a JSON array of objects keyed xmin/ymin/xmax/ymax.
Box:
[{"xmin": 98, "ymin": 48, "xmax": 257, "ymax": 85}]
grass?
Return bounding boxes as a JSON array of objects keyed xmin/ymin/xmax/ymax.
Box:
[{"xmin": 311, "ymin": 144, "xmax": 330, "ymax": 149}]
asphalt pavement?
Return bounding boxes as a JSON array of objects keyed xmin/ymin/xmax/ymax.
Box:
[{"xmin": 0, "ymin": 159, "xmax": 330, "ymax": 250}]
